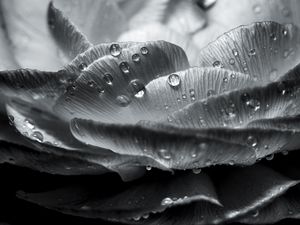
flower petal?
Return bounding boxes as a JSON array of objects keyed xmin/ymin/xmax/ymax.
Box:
[
  {"xmin": 194, "ymin": 0, "xmax": 300, "ymax": 49},
  {"xmin": 127, "ymin": 67, "xmax": 254, "ymax": 123},
  {"xmin": 70, "ymin": 119, "xmax": 257, "ymax": 170},
  {"xmin": 0, "ymin": 69, "xmax": 76, "ymax": 112},
  {"xmin": 55, "ymin": 41, "xmax": 189, "ymax": 123},
  {"xmin": 17, "ymin": 171, "xmax": 220, "ymax": 221},
  {"xmin": 1, "ymin": 0, "xmax": 62, "ymax": 70},
  {"xmin": 169, "ymin": 73, "xmax": 300, "ymax": 129},
  {"xmin": 134, "ymin": 165, "xmax": 298, "ymax": 225},
  {"xmin": 198, "ymin": 21, "xmax": 300, "ymax": 83},
  {"xmin": 118, "ymin": 23, "xmax": 200, "ymax": 65},
  {"xmin": 54, "ymin": 0, "xmax": 127, "ymax": 44},
  {"xmin": 47, "ymin": 2, "xmax": 92, "ymax": 61},
  {"xmin": 238, "ymin": 186, "xmax": 300, "ymax": 224}
]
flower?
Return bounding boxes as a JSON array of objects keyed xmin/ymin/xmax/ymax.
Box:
[{"xmin": 1, "ymin": 1, "xmax": 300, "ymax": 225}]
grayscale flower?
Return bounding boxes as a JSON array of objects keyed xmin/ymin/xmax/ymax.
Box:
[{"xmin": 1, "ymin": 1, "xmax": 300, "ymax": 225}]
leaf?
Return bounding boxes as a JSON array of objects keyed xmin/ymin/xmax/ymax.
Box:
[
  {"xmin": 55, "ymin": 41, "xmax": 189, "ymax": 123},
  {"xmin": 0, "ymin": 69, "xmax": 76, "ymax": 112},
  {"xmin": 70, "ymin": 118, "xmax": 257, "ymax": 170},
  {"xmin": 1, "ymin": 0, "xmax": 63, "ymax": 70},
  {"xmin": 17, "ymin": 171, "xmax": 220, "ymax": 221},
  {"xmin": 197, "ymin": 21, "xmax": 300, "ymax": 83},
  {"xmin": 118, "ymin": 23, "xmax": 200, "ymax": 65},
  {"xmin": 47, "ymin": 2, "xmax": 92, "ymax": 61},
  {"xmin": 193, "ymin": 0, "xmax": 300, "ymax": 49}
]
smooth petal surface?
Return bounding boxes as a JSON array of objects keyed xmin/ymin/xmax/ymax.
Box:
[
  {"xmin": 194, "ymin": 0, "xmax": 300, "ymax": 49},
  {"xmin": 118, "ymin": 23, "xmax": 199, "ymax": 65},
  {"xmin": 0, "ymin": 6, "xmax": 18, "ymax": 70},
  {"xmin": 47, "ymin": 2, "xmax": 92, "ymax": 61},
  {"xmin": 1, "ymin": 0, "xmax": 62, "ymax": 70},
  {"xmin": 55, "ymin": 41, "xmax": 189, "ymax": 123},
  {"xmin": 0, "ymin": 69, "xmax": 76, "ymax": 112},
  {"xmin": 17, "ymin": 172, "xmax": 220, "ymax": 222},
  {"xmin": 71, "ymin": 119, "xmax": 257, "ymax": 170},
  {"xmin": 198, "ymin": 22, "xmax": 300, "ymax": 83}
]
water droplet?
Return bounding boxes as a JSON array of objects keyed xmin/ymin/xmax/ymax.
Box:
[
  {"xmin": 270, "ymin": 33, "xmax": 277, "ymax": 41},
  {"xmin": 248, "ymin": 48, "xmax": 256, "ymax": 56},
  {"xmin": 223, "ymin": 77, "xmax": 228, "ymax": 83},
  {"xmin": 252, "ymin": 4, "xmax": 261, "ymax": 14},
  {"xmin": 78, "ymin": 62, "xmax": 87, "ymax": 71},
  {"xmin": 135, "ymin": 90, "xmax": 145, "ymax": 98},
  {"xmin": 103, "ymin": 73, "xmax": 113, "ymax": 85},
  {"xmin": 228, "ymin": 160, "xmax": 235, "ymax": 166},
  {"xmin": 282, "ymin": 29, "xmax": 288, "ymax": 36},
  {"xmin": 110, "ymin": 43, "xmax": 122, "ymax": 57},
  {"xmin": 207, "ymin": 89, "xmax": 216, "ymax": 97},
  {"xmin": 132, "ymin": 53, "xmax": 141, "ymax": 63},
  {"xmin": 246, "ymin": 98, "xmax": 261, "ymax": 111},
  {"xmin": 246, "ymin": 135, "xmax": 258, "ymax": 148},
  {"xmin": 229, "ymin": 58, "xmax": 235, "ymax": 65},
  {"xmin": 213, "ymin": 60, "xmax": 222, "ymax": 68},
  {"xmin": 282, "ymin": 150, "xmax": 289, "ymax": 155},
  {"xmin": 132, "ymin": 216, "xmax": 141, "ymax": 221},
  {"xmin": 146, "ymin": 165, "xmax": 152, "ymax": 171},
  {"xmin": 87, "ymin": 80, "xmax": 96, "ymax": 88},
  {"xmin": 232, "ymin": 49, "xmax": 239, "ymax": 56},
  {"xmin": 140, "ymin": 47, "xmax": 149, "ymax": 55},
  {"xmin": 266, "ymin": 154, "xmax": 274, "ymax": 161},
  {"xmin": 24, "ymin": 119, "xmax": 35, "ymax": 129},
  {"xmin": 119, "ymin": 62, "xmax": 130, "ymax": 74},
  {"xmin": 192, "ymin": 168, "xmax": 202, "ymax": 174},
  {"xmin": 116, "ymin": 95, "xmax": 131, "ymax": 107},
  {"xmin": 8, "ymin": 115, "xmax": 14, "ymax": 125},
  {"xmin": 182, "ymin": 94, "xmax": 187, "ymax": 100},
  {"xmin": 167, "ymin": 74, "xmax": 181, "ymax": 87},
  {"xmin": 161, "ymin": 197, "xmax": 173, "ymax": 206},
  {"xmin": 31, "ymin": 131, "xmax": 44, "ymax": 143},
  {"xmin": 230, "ymin": 73, "xmax": 236, "ymax": 79},
  {"xmin": 252, "ymin": 210, "xmax": 259, "ymax": 217},
  {"xmin": 142, "ymin": 214, "xmax": 149, "ymax": 219},
  {"xmin": 159, "ymin": 149, "xmax": 171, "ymax": 160}
]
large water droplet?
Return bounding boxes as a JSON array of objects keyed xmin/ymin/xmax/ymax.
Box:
[
  {"xmin": 232, "ymin": 49, "xmax": 239, "ymax": 56},
  {"xmin": 213, "ymin": 60, "xmax": 222, "ymax": 68},
  {"xmin": 146, "ymin": 165, "xmax": 152, "ymax": 171},
  {"xmin": 135, "ymin": 90, "xmax": 145, "ymax": 98},
  {"xmin": 266, "ymin": 154, "xmax": 274, "ymax": 161},
  {"xmin": 167, "ymin": 74, "xmax": 181, "ymax": 87},
  {"xmin": 116, "ymin": 95, "xmax": 131, "ymax": 107},
  {"xmin": 119, "ymin": 62, "xmax": 130, "ymax": 74},
  {"xmin": 31, "ymin": 131, "xmax": 44, "ymax": 143},
  {"xmin": 78, "ymin": 62, "xmax": 87, "ymax": 71},
  {"xmin": 110, "ymin": 43, "xmax": 121, "ymax": 57},
  {"xmin": 192, "ymin": 168, "xmax": 202, "ymax": 174}
]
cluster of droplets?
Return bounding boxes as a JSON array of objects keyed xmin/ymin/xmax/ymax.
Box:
[{"xmin": 161, "ymin": 196, "xmax": 189, "ymax": 207}]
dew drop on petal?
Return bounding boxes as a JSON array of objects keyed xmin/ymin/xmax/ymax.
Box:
[
  {"xmin": 161, "ymin": 197, "xmax": 173, "ymax": 206},
  {"xmin": 192, "ymin": 168, "xmax": 202, "ymax": 174},
  {"xmin": 248, "ymin": 48, "xmax": 256, "ymax": 56},
  {"xmin": 159, "ymin": 149, "xmax": 171, "ymax": 160},
  {"xmin": 116, "ymin": 95, "xmax": 131, "ymax": 107},
  {"xmin": 135, "ymin": 90, "xmax": 145, "ymax": 98},
  {"xmin": 269, "ymin": 69, "xmax": 278, "ymax": 81},
  {"xmin": 229, "ymin": 58, "xmax": 235, "ymax": 65},
  {"xmin": 132, "ymin": 53, "xmax": 141, "ymax": 63},
  {"xmin": 167, "ymin": 74, "xmax": 181, "ymax": 87},
  {"xmin": 31, "ymin": 131, "xmax": 44, "ymax": 143},
  {"xmin": 24, "ymin": 119, "xmax": 35, "ymax": 129},
  {"xmin": 110, "ymin": 43, "xmax": 121, "ymax": 57},
  {"xmin": 252, "ymin": 210, "xmax": 259, "ymax": 217},
  {"xmin": 213, "ymin": 60, "xmax": 222, "ymax": 68},
  {"xmin": 246, "ymin": 135, "xmax": 258, "ymax": 148},
  {"xmin": 232, "ymin": 49, "xmax": 239, "ymax": 56},
  {"xmin": 119, "ymin": 62, "xmax": 130, "ymax": 74},
  {"xmin": 140, "ymin": 47, "xmax": 149, "ymax": 55},
  {"xmin": 146, "ymin": 165, "xmax": 152, "ymax": 171},
  {"xmin": 78, "ymin": 62, "xmax": 87, "ymax": 71},
  {"xmin": 266, "ymin": 154, "xmax": 274, "ymax": 161},
  {"xmin": 270, "ymin": 33, "xmax": 277, "ymax": 41},
  {"xmin": 103, "ymin": 73, "xmax": 113, "ymax": 85}
]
